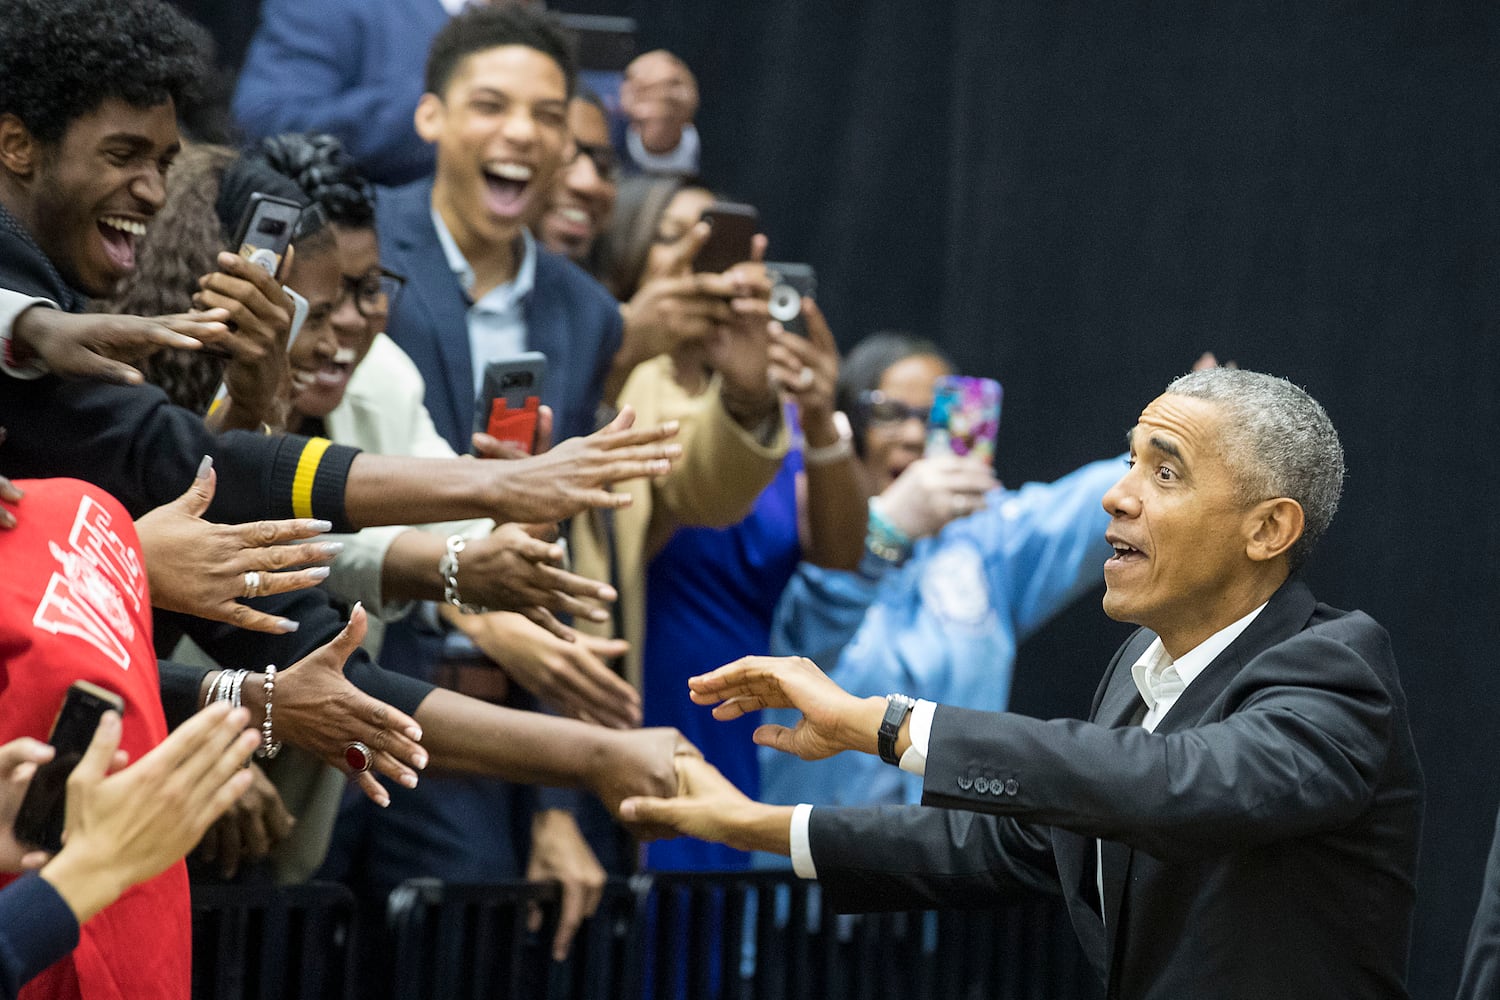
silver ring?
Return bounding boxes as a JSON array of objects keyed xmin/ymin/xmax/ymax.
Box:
[
  {"xmin": 796, "ymin": 366, "xmax": 815, "ymax": 390},
  {"xmin": 243, "ymin": 570, "xmax": 262, "ymax": 598},
  {"xmin": 344, "ymin": 741, "xmax": 373, "ymax": 774}
]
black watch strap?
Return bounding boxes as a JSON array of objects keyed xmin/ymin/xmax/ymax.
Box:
[{"xmin": 878, "ymin": 694, "xmax": 916, "ymax": 765}]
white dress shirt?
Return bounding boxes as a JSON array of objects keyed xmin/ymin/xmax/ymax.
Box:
[
  {"xmin": 429, "ymin": 206, "xmax": 537, "ymax": 397},
  {"xmin": 789, "ymin": 603, "xmax": 1268, "ymax": 882}
]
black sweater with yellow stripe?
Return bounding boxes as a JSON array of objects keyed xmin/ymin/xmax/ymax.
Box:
[{"xmin": 0, "ymin": 200, "xmax": 432, "ymax": 724}]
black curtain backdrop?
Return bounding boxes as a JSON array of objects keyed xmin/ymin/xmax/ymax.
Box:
[{"xmin": 556, "ymin": 2, "xmax": 1498, "ymax": 996}]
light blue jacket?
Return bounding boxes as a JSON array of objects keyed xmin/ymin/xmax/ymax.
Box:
[{"xmin": 762, "ymin": 457, "xmax": 1123, "ymax": 808}]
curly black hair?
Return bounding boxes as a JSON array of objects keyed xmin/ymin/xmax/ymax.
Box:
[
  {"xmin": 0, "ymin": 0, "xmax": 208, "ymax": 144},
  {"xmin": 252, "ymin": 133, "xmax": 377, "ymax": 229},
  {"xmin": 424, "ymin": 4, "xmax": 577, "ymax": 100}
]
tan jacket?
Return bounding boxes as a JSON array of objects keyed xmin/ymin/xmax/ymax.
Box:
[{"xmin": 572, "ymin": 353, "xmax": 790, "ymax": 687}]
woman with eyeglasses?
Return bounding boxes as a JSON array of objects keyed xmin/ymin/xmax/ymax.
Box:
[{"xmin": 759, "ymin": 331, "xmax": 1124, "ymax": 816}]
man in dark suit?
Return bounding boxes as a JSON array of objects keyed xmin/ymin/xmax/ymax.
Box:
[{"xmin": 621, "ymin": 368, "xmax": 1423, "ymax": 999}]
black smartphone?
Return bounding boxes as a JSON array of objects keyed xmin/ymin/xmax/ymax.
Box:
[
  {"xmin": 473, "ymin": 351, "xmax": 548, "ymax": 454},
  {"xmin": 766, "ymin": 262, "xmax": 818, "ymax": 336},
  {"xmin": 14, "ymin": 680, "xmax": 125, "ymax": 853},
  {"xmin": 693, "ymin": 202, "xmax": 759, "ymax": 274},
  {"xmin": 232, "ymin": 192, "xmax": 303, "ymax": 278}
]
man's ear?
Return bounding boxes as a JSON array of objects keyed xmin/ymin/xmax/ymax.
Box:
[
  {"xmin": 413, "ymin": 93, "xmax": 444, "ymax": 145},
  {"xmin": 1244, "ymin": 497, "xmax": 1305, "ymax": 563},
  {"xmin": 0, "ymin": 114, "xmax": 40, "ymax": 179}
]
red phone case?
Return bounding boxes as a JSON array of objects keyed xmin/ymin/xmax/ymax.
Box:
[{"xmin": 486, "ymin": 397, "xmax": 540, "ymax": 454}]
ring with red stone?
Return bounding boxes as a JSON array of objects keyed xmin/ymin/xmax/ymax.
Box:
[{"xmin": 344, "ymin": 741, "xmax": 373, "ymax": 774}]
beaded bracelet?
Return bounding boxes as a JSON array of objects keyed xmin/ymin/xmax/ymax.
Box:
[
  {"xmin": 866, "ymin": 497, "xmax": 913, "ymax": 564},
  {"xmin": 255, "ymin": 664, "xmax": 281, "ymax": 759}
]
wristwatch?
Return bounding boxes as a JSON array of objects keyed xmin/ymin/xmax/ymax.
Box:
[{"xmin": 878, "ymin": 693, "xmax": 916, "ymax": 765}]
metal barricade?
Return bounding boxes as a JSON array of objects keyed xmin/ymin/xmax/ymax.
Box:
[{"xmin": 191, "ymin": 880, "xmax": 358, "ymax": 1000}]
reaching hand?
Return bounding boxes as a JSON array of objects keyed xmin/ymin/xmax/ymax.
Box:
[
  {"xmin": 10, "ymin": 305, "xmax": 230, "ymax": 385},
  {"xmin": 39, "ymin": 704, "xmax": 260, "ymax": 923},
  {"xmin": 876, "ymin": 454, "xmax": 998, "ymax": 540},
  {"xmin": 134, "ymin": 457, "xmax": 339, "ymax": 634},
  {"xmin": 687, "ymin": 655, "xmax": 884, "ymax": 761},
  {"xmin": 620, "ymin": 754, "xmax": 793, "ymax": 855},
  {"xmin": 0, "ymin": 737, "xmax": 56, "ymax": 873},
  {"xmin": 449, "ymin": 611, "xmax": 639, "ymax": 728},
  {"xmin": 525, "ymin": 810, "xmax": 606, "ymax": 962},
  {"xmin": 194, "ymin": 251, "xmax": 296, "ymax": 429},
  {"xmin": 487, "ymin": 407, "xmax": 681, "ymax": 524},
  {"xmin": 767, "ymin": 299, "xmax": 840, "ymax": 430},
  {"xmin": 587, "ymin": 727, "xmax": 701, "ymax": 841},
  {"xmin": 193, "ymin": 761, "xmax": 295, "ymax": 880},
  {"xmin": 271, "ymin": 604, "xmax": 427, "ymax": 807},
  {"xmin": 454, "ymin": 524, "xmax": 617, "ymax": 637}
]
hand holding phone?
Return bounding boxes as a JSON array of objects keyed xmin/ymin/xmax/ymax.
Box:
[
  {"xmin": 13, "ymin": 681, "xmax": 125, "ymax": 853},
  {"xmin": 231, "ymin": 193, "xmax": 303, "ymax": 279},
  {"xmin": 693, "ymin": 202, "xmax": 759, "ymax": 274},
  {"xmin": 926, "ymin": 375, "xmax": 1002, "ymax": 464},
  {"xmin": 473, "ymin": 352, "xmax": 548, "ymax": 455},
  {"xmin": 765, "ymin": 262, "xmax": 817, "ymax": 336}
]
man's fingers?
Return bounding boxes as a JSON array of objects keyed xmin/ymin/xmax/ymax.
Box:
[
  {"xmin": 553, "ymin": 883, "xmax": 588, "ymax": 962},
  {"xmin": 750, "ymin": 723, "xmax": 798, "ymax": 754},
  {"xmin": 710, "ymin": 695, "xmax": 766, "ymax": 721},
  {"xmin": 522, "ymin": 607, "xmax": 578, "ymax": 643},
  {"xmin": 618, "ymin": 795, "xmax": 674, "ymax": 827}
]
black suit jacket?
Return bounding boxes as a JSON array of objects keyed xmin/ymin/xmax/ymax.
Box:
[{"xmin": 809, "ymin": 577, "xmax": 1422, "ymax": 999}]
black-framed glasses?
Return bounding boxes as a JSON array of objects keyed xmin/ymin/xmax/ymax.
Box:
[
  {"xmin": 337, "ymin": 268, "xmax": 406, "ymax": 318},
  {"xmin": 572, "ymin": 140, "xmax": 618, "ymax": 182},
  {"xmin": 859, "ymin": 390, "xmax": 930, "ymax": 426}
]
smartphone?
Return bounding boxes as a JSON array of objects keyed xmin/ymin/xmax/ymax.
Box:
[
  {"xmin": 14, "ymin": 680, "xmax": 125, "ymax": 853},
  {"xmin": 765, "ymin": 262, "xmax": 817, "ymax": 336},
  {"xmin": 693, "ymin": 202, "xmax": 759, "ymax": 274},
  {"xmin": 473, "ymin": 351, "xmax": 548, "ymax": 454},
  {"xmin": 232, "ymin": 193, "xmax": 303, "ymax": 278},
  {"xmin": 926, "ymin": 376, "xmax": 1003, "ymax": 464}
]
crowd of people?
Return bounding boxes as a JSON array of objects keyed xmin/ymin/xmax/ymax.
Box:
[{"xmin": 1, "ymin": 1, "xmax": 1496, "ymax": 998}]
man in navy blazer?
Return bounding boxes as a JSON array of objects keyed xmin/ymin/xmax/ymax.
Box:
[
  {"xmin": 318, "ymin": 5, "xmax": 625, "ymax": 955},
  {"xmin": 621, "ymin": 368, "xmax": 1423, "ymax": 999}
]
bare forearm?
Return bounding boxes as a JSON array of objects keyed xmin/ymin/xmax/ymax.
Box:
[
  {"xmin": 414, "ymin": 687, "xmax": 606, "ymax": 786},
  {"xmin": 381, "ymin": 528, "xmax": 449, "ymax": 602},
  {"xmin": 343, "ymin": 454, "xmax": 500, "ymax": 529},
  {"xmin": 800, "ymin": 414, "xmax": 869, "ymax": 570}
]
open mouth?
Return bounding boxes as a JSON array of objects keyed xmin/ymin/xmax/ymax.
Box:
[
  {"xmin": 547, "ymin": 205, "xmax": 593, "ymax": 239},
  {"xmin": 98, "ymin": 215, "xmax": 145, "ymax": 272},
  {"xmin": 482, "ymin": 161, "xmax": 534, "ymax": 218},
  {"xmin": 1106, "ymin": 539, "xmax": 1146, "ymax": 568},
  {"xmin": 292, "ymin": 348, "xmax": 358, "ymax": 395}
]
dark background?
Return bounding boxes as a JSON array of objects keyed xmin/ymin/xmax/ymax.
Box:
[{"xmin": 186, "ymin": 1, "xmax": 1500, "ymax": 995}]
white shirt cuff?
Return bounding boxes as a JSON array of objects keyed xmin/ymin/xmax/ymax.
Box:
[
  {"xmin": 897, "ymin": 699, "xmax": 937, "ymax": 776},
  {"xmin": 789, "ymin": 803, "xmax": 817, "ymax": 879},
  {"xmin": 0, "ymin": 293, "xmax": 54, "ymax": 379}
]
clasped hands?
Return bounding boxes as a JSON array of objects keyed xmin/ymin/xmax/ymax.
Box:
[{"xmin": 621, "ymin": 656, "xmax": 889, "ymax": 853}]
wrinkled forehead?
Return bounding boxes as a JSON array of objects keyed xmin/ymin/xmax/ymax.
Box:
[{"xmin": 1129, "ymin": 393, "xmax": 1228, "ymax": 461}]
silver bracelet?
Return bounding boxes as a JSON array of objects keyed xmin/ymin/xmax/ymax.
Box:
[
  {"xmin": 438, "ymin": 534, "xmax": 486, "ymax": 614},
  {"xmin": 801, "ymin": 411, "xmax": 855, "ymax": 467},
  {"xmin": 229, "ymin": 668, "xmax": 248, "ymax": 709},
  {"xmin": 255, "ymin": 665, "xmax": 281, "ymax": 759}
]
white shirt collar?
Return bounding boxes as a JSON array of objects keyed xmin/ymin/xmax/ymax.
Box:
[
  {"xmin": 429, "ymin": 204, "xmax": 536, "ymax": 310},
  {"xmin": 626, "ymin": 123, "xmax": 701, "ymax": 174},
  {"xmin": 1130, "ymin": 601, "xmax": 1268, "ymax": 719},
  {"xmin": 437, "ymin": 0, "xmax": 467, "ymax": 16}
]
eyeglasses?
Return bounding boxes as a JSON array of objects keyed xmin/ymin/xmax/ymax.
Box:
[
  {"xmin": 336, "ymin": 268, "xmax": 406, "ymax": 318},
  {"xmin": 859, "ymin": 390, "xmax": 930, "ymax": 426},
  {"xmin": 572, "ymin": 141, "xmax": 618, "ymax": 182}
]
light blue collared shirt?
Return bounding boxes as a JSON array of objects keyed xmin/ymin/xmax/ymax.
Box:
[{"xmin": 430, "ymin": 205, "xmax": 537, "ymax": 396}]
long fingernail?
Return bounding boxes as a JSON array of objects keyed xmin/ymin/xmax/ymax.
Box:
[
  {"xmin": 308, "ymin": 519, "xmax": 333, "ymax": 533},
  {"xmin": 413, "ymin": 751, "xmax": 428, "ymax": 769},
  {"xmin": 307, "ymin": 566, "xmax": 331, "ymax": 580},
  {"xmin": 377, "ymin": 794, "xmax": 391, "ymax": 808},
  {"xmin": 196, "ymin": 455, "xmax": 213, "ymax": 479},
  {"xmin": 320, "ymin": 542, "xmax": 345, "ymax": 556},
  {"xmin": 407, "ymin": 727, "xmax": 424, "ymax": 742},
  {"xmin": 400, "ymin": 773, "xmax": 418, "ymax": 789},
  {"xmin": 274, "ymin": 618, "xmax": 299, "ymax": 633}
]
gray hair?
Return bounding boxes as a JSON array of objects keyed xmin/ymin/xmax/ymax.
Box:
[{"xmin": 1163, "ymin": 368, "xmax": 1344, "ymax": 571}]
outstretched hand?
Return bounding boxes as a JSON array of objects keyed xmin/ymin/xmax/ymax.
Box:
[
  {"xmin": 620, "ymin": 754, "xmax": 793, "ymax": 856},
  {"xmin": 687, "ymin": 655, "xmax": 885, "ymax": 761},
  {"xmin": 10, "ymin": 305, "xmax": 231, "ymax": 385},
  {"xmin": 272, "ymin": 604, "xmax": 428, "ymax": 807},
  {"xmin": 487, "ymin": 406, "xmax": 681, "ymax": 524},
  {"xmin": 134, "ymin": 457, "xmax": 339, "ymax": 634}
]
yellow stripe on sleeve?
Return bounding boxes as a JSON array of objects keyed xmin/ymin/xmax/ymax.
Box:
[{"xmin": 290, "ymin": 437, "xmax": 333, "ymax": 519}]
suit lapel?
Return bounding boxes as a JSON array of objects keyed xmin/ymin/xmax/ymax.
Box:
[
  {"xmin": 388, "ymin": 182, "xmax": 477, "ymax": 449},
  {"xmin": 1151, "ymin": 576, "xmax": 1317, "ymax": 736}
]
